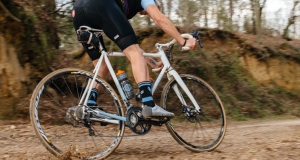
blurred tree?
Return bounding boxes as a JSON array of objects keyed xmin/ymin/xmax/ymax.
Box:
[
  {"xmin": 228, "ymin": 0, "xmax": 239, "ymax": 31},
  {"xmin": 250, "ymin": 0, "xmax": 267, "ymax": 35},
  {"xmin": 54, "ymin": 0, "xmax": 76, "ymax": 45},
  {"xmin": 200, "ymin": 0, "xmax": 209, "ymax": 27},
  {"xmin": 0, "ymin": 0, "xmax": 20, "ymax": 22},
  {"xmin": 156, "ymin": 0, "xmax": 165, "ymax": 15},
  {"xmin": 167, "ymin": 0, "xmax": 172, "ymax": 18},
  {"xmin": 216, "ymin": 0, "xmax": 226, "ymax": 29},
  {"xmin": 215, "ymin": 0, "xmax": 235, "ymax": 30},
  {"xmin": 282, "ymin": 0, "xmax": 300, "ymax": 39},
  {"xmin": 177, "ymin": 0, "xmax": 199, "ymax": 29},
  {"xmin": 0, "ymin": 0, "xmax": 61, "ymax": 118}
]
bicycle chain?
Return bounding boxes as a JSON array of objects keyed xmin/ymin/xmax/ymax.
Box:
[
  {"xmin": 89, "ymin": 105, "xmax": 136, "ymax": 109},
  {"xmin": 71, "ymin": 105, "xmax": 156, "ymax": 137}
]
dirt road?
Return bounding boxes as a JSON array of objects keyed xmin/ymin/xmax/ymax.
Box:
[{"xmin": 0, "ymin": 118, "xmax": 299, "ymax": 160}]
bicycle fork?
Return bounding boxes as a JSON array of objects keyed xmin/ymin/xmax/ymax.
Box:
[{"xmin": 166, "ymin": 70, "xmax": 201, "ymax": 112}]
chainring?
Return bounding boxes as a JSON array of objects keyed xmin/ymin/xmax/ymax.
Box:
[{"xmin": 126, "ymin": 107, "xmax": 152, "ymax": 135}]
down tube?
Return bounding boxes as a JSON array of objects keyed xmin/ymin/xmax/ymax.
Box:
[{"xmin": 169, "ymin": 70, "xmax": 201, "ymax": 111}]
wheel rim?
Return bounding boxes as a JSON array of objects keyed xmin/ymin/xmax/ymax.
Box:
[
  {"xmin": 31, "ymin": 70, "xmax": 124, "ymax": 159},
  {"xmin": 163, "ymin": 76, "xmax": 225, "ymax": 150}
]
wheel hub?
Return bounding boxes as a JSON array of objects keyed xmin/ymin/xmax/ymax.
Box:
[
  {"xmin": 66, "ymin": 105, "xmax": 86, "ymax": 126},
  {"xmin": 182, "ymin": 105, "xmax": 200, "ymax": 123}
]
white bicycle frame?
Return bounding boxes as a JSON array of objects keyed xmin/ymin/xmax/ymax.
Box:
[{"xmin": 77, "ymin": 27, "xmax": 200, "ymax": 123}]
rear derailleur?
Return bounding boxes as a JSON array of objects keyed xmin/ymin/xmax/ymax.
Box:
[{"xmin": 65, "ymin": 105, "xmax": 100, "ymax": 136}]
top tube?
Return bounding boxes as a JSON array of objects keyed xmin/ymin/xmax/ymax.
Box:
[
  {"xmin": 77, "ymin": 25, "xmax": 194, "ymax": 51},
  {"xmin": 107, "ymin": 52, "xmax": 162, "ymax": 58}
]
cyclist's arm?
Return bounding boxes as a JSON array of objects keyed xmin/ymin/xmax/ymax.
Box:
[
  {"xmin": 145, "ymin": 57, "xmax": 163, "ymax": 69},
  {"xmin": 145, "ymin": 5, "xmax": 196, "ymax": 49},
  {"xmin": 140, "ymin": 48, "xmax": 163, "ymax": 69}
]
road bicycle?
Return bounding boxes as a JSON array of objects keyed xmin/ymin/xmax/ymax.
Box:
[{"xmin": 29, "ymin": 26, "xmax": 226, "ymax": 159}]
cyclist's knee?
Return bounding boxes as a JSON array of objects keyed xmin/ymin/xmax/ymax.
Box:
[{"xmin": 123, "ymin": 44, "xmax": 144, "ymax": 61}]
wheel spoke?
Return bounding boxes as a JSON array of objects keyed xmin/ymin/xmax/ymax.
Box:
[
  {"xmin": 162, "ymin": 75, "xmax": 226, "ymax": 151},
  {"xmin": 30, "ymin": 69, "xmax": 124, "ymax": 159},
  {"xmin": 51, "ymin": 80, "xmax": 76, "ymax": 107}
]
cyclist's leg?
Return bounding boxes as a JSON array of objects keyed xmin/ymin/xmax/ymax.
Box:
[
  {"xmin": 73, "ymin": 0, "xmax": 150, "ymax": 84},
  {"xmin": 121, "ymin": 45, "xmax": 173, "ymax": 117},
  {"xmin": 92, "ymin": 59, "xmax": 109, "ymax": 79},
  {"xmin": 84, "ymin": 0, "xmax": 173, "ymax": 117},
  {"xmin": 123, "ymin": 44, "xmax": 148, "ymax": 83},
  {"xmin": 72, "ymin": 2, "xmax": 110, "ymax": 106},
  {"xmin": 79, "ymin": 44, "xmax": 109, "ymax": 106}
]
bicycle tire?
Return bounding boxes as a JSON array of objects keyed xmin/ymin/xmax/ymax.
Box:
[
  {"xmin": 29, "ymin": 68, "xmax": 125, "ymax": 159},
  {"xmin": 160, "ymin": 74, "xmax": 226, "ymax": 152}
]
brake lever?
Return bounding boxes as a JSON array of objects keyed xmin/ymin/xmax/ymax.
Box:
[{"xmin": 191, "ymin": 30, "xmax": 203, "ymax": 48}]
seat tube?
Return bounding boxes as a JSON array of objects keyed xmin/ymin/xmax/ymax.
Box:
[{"xmin": 83, "ymin": 53, "xmax": 105, "ymax": 105}]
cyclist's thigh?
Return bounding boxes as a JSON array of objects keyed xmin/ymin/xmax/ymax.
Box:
[
  {"xmin": 72, "ymin": 0, "xmax": 102, "ymax": 60},
  {"xmin": 86, "ymin": 0, "xmax": 138, "ymax": 51},
  {"xmin": 72, "ymin": 0, "xmax": 97, "ymax": 30}
]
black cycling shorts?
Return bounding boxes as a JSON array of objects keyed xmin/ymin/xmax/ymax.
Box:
[{"xmin": 72, "ymin": 0, "xmax": 138, "ymax": 60}]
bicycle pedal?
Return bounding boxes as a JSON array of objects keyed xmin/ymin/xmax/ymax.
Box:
[
  {"xmin": 100, "ymin": 122, "xmax": 108, "ymax": 126},
  {"xmin": 149, "ymin": 116, "xmax": 171, "ymax": 120}
]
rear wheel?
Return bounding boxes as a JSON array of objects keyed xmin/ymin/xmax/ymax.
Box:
[
  {"xmin": 161, "ymin": 74, "xmax": 226, "ymax": 152},
  {"xmin": 30, "ymin": 68, "xmax": 124, "ymax": 159}
]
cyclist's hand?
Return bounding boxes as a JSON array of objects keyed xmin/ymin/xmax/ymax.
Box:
[
  {"xmin": 155, "ymin": 60, "xmax": 164, "ymax": 69},
  {"xmin": 151, "ymin": 60, "xmax": 163, "ymax": 72},
  {"xmin": 185, "ymin": 38, "xmax": 197, "ymax": 50}
]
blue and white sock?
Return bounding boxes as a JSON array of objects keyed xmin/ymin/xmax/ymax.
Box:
[
  {"xmin": 87, "ymin": 88, "xmax": 98, "ymax": 106},
  {"xmin": 138, "ymin": 81, "xmax": 155, "ymax": 108}
]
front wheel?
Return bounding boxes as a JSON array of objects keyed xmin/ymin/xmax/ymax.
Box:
[
  {"xmin": 29, "ymin": 68, "xmax": 125, "ymax": 159},
  {"xmin": 161, "ymin": 74, "xmax": 226, "ymax": 152}
]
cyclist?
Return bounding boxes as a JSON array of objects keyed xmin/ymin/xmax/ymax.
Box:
[{"xmin": 72, "ymin": 0, "xmax": 196, "ymax": 118}]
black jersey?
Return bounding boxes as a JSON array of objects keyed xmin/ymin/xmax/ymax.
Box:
[
  {"xmin": 115, "ymin": 0, "xmax": 144, "ymax": 19},
  {"xmin": 72, "ymin": 0, "xmax": 157, "ymax": 56}
]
